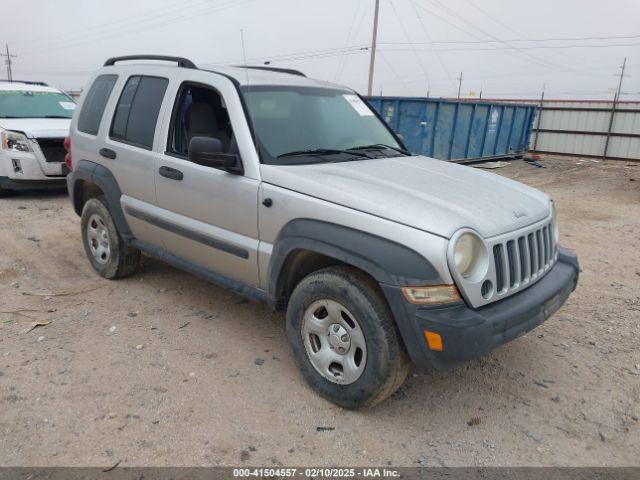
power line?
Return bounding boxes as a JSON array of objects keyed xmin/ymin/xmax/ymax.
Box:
[
  {"xmin": 423, "ymin": 0, "xmax": 566, "ymax": 70},
  {"xmin": 378, "ymin": 41, "xmax": 640, "ymax": 51},
  {"xmin": 334, "ymin": 0, "xmax": 366, "ymax": 82},
  {"xmin": 458, "ymin": 0, "xmax": 576, "ymax": 62},
  {"xmin": 379, "ymin": 34, "xmax": 640, "ymax": 45},
  {"xmin": 386, "ymin": 0, "xmax": 431, "ymax": 88},
  {"xmin": 206, "ymin": 44, "xmax": 370, "ymax": 66},
  {"xmin": 379, "ymin": 51, "xmax": 411, "ymax": 93},
  {"xmin": 409, "ymin": 0, "xmax": 455, "ymax": 90},
  {"xmin": 21, "ymin": 0, "xmax": 256, "ymax": 56},
  {"xmin": 14, "ymin": 0, "xmax": 212, "ymax": 48}
]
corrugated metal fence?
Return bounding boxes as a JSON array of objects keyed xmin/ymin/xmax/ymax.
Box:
[
  {"xmin": 366, "ymin": 97, "xmax": 537, "ymax": 163},
  {"xmin": 529, "ymin": 100, "xmax": 640, "ymax": 161}
]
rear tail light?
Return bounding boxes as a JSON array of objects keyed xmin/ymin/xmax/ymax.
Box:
[{"xmin": 63, "ymin": 136, "xmax": 72, "ymax": 171}]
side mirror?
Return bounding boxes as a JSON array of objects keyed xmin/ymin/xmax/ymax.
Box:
[{"xmin": 188, "ymin": 136, "xmax": 242, "ymax": 174}]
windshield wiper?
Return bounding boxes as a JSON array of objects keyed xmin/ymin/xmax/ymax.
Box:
[
  {"xmin": 348, "ymin": 144, "xmax": 411, "ymax": 155},
  {"xmin": 278, "ymin": 148, "xmax": 371, "ymax": 159},
  {"xmin": 44, "ymin": 115, "xmax": 71, "ymax": 119}
]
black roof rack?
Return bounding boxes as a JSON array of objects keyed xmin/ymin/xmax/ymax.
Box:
[
  {"xmin": 104, "ymin": 55, "xmax": 197, "ymax": 69},
  {"xmin": 238, "ymin": 66, "xmax": 306, "ymax": 77},
  {"xmin": 0, "ymin": 79, "xmax": 49, "ymax": 86}
]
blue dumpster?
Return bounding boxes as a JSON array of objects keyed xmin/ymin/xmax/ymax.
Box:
[{"xmin": 366, "ymin": 97, "xmax": 537, "ymax": 163}]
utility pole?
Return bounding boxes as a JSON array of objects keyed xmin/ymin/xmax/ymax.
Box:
[
  {"xmin": 603, "ymin": 57, "xmax": 627, "ymax": 161},
  {"xmin": 1, "ymin": 44, "xmax": 17, "ymax": 82},
  {"xmin": 426, "ymin": 83, "xmax": 430, "ymax": 98},
  {"xmin": 367, "ymin": 0, "xmax": 380, "ymax": 96},
  {"xmin": 457, "ymin": 72, "xmax": 463, "ymax": 99},
  {"xmin": 532, "ymin": 84, "xmax": 546, "ymax": 153}
]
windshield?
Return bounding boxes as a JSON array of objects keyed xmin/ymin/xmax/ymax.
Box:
[
  {"xmin": 0, "ymin": 90, "xmax": 76, "ymax": 119},
  {"xmin": 241, "ymin": 86, "xmax": 404, "ymax": 164}
]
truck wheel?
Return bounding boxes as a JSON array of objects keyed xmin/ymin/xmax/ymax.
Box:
[
  {"xmin": 80, "ymin": 197, "xmax": 140, "ymax": 279},
  {"xmin": 286, "ymin": 266, "xmax": 411, "ymax": 409}
]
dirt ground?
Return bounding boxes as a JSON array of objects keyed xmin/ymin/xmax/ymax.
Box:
[{"xmin": 0, "ymin": 156, "xmax": 638, "ymax": 467}]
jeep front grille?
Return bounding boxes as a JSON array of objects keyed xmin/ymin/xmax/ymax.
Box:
[
  {"xmin": 449, "ymin": 214, "xmax": 558, "ymax": 308},
  {"xmin": 492, "ymin": 222, "xmax": 557, "ymax": 295}
]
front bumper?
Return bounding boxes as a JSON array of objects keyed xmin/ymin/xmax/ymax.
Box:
[
  {"xmin": 382, "ymin": 247, "xmax": 579, "ymax": 370},
  {"xmin": 0, "ymin": 138, "xmax": 65, "ymax": 181}
]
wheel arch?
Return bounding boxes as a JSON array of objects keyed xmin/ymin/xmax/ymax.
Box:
[
  {"xmin": 68, "ymin": 160, "xmax": 133, "ymax": 240},
  {"xmin": 268, "ymin": 219, "xmax": 442, "ymax": 309}
]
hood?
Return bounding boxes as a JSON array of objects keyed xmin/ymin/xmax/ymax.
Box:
[
  {"xmin": 0, "ymin": 118, "xmax": 71, "ymax": 138},
  {"xmin": 261, "ymin": 156, "xmax": 551, "ymax": 239}
]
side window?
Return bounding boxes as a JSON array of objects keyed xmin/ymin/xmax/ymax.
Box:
[
  {"xmin": 77, "ymin": 74, "xmax": 118, "ymax": 135},
  {"xmin": 110, "ymin": 75, "xmax": 169, "ymax": 150},
  {"xmin": 167, "ymin": 83, "xmax": 234, "ymax": 157}
]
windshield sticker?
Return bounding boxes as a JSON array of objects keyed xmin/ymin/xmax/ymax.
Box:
[
  {"xmin": 59, "ymin": 102, "xmax": 76, "ymax": 110},
  {"xmin": 343, "ymin": 95, "xmax": 374, "ymax": 116}
]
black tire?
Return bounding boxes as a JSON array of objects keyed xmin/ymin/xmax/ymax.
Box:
[
  {"xmin": 286, "ymin": 266, "xmax": 411, "ymax": 409},
  {"xmin": 80, "ymin": 197, "xmax": 140, "ymax": 279}
]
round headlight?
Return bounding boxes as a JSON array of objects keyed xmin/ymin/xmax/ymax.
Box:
[
  {"xmin": 454, "ymin": 233, "xmax": 475, "ymax": 275},
  {"xmin": 453, "ymin": 232, "xmax": 488, "ymax": 280}
]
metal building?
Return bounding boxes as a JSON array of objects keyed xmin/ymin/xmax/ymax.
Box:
[{"xmin": 530, "ymin": 100, "xmax": 640, "ymax": 161}]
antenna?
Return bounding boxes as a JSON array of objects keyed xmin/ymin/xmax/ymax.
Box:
[
  {"xmin": 240, "ymin": 29, "xmax": 251, "ymax": 92},
  {"xmin": 240, "ymin": 29, "xmax": 248, "ymax": 66},
  {"xmin": 239, "ymin": 29, "xmax": 251, "ymax": 98},
  {"xmin": 238, "ymin": 28, "xmax": 259, "ymax": 160}
]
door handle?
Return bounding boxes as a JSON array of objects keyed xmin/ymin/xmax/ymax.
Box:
[
  {"xmin": 99, "ymin": 148, "xmax": 117, "ymax": 160},
  {"xmin": 159, "ymin": 166, "xmax": 184, "ymax": 181}
]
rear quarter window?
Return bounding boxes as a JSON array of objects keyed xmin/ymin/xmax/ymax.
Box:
[
  {"xmin": 110, "ymin": 75, "xmax": 169, "ymax": 150},
  {"xmin": 77, "ymin": 74, "xmax": 118, "ymax": 135}
]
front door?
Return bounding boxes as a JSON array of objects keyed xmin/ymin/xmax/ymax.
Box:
[{"xmin": 152, "ymin": 71, "xmax": 261, "ymax": 288}]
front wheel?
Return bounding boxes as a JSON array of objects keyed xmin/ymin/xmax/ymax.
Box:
[
  {"xmin": 286, "ymin": 266, "xmax": 411, "ymax": 409},
  {"xmin": 80, "ymin": 197, "xmax": 140, "ymax": 279}
]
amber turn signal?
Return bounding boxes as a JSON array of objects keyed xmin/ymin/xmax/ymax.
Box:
[
  {"xmin": 424, "ymin": 330, "xmax": 443, "ymax": 351},
  {"xmin": 401, "ymin": 284, "xmax": 462, "ymax": 305}
]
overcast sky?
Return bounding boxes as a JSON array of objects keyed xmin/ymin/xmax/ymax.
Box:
[{"xmin": 3, "ymin": 0, "xmax": 639, "ymax": 99}]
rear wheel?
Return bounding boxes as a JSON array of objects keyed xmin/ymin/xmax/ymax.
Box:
[
  {"xmin": 80, "ymin": 197, "xmax": 140, "ymax": 279},
  {"xmin": 286, "ymin": 266, "xmax": 411, "ymax": 409}
]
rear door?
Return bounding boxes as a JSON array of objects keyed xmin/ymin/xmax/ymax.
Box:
[
  {"xmin": 100, "ymin": 70, "xmax": 174, "ymax": 246},
  {"xmin": 152, "ymin": 70, "xmax": 261, "ymax": 288}
]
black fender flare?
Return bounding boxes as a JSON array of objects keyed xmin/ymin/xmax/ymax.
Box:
[
  {"xmin": 267, "ymin": 219, "xmax": 442, "ymax": 301},
  {"xmin": 67, "ymin": 159, "xmax": 133, "ymax": 240}
]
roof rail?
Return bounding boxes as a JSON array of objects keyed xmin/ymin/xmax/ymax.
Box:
[
  {"xmin": 104, "ymin": 55, "xmax": 197, "ymax": 69},
  {"xmin": 0, "ymin": 79, "xmax": 49, "ymax": 86},
  {"xmin": 239, "ymin": 66, "xmax": 306, "ymax": 77}
]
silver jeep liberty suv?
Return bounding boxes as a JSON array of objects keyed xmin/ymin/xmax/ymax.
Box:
[{"xmin": 67, "ymin": 55, "xmax": 579, "ymax": 409}]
